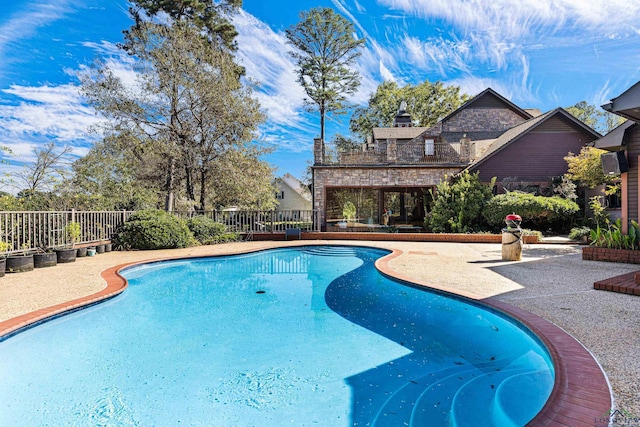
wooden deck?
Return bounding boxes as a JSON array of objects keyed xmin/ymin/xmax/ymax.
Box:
[{"xmin": 594, "ymin": 271, "xmax": 640, "ymax": 295}]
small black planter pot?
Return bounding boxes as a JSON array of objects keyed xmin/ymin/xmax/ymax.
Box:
[
  {"xmin": 34, "ymin": 252, "xmax": 57, "ymax": 268},
  {"xmin": 6, "ymin": 255, "xmax": 34, "ymax": 273},
  {"xmin": 95, "ymin": 244, "xmax": 106, "ymax": 254},
  {"xmin": 0, "ymin": 258, "xmax": 5, "ymax": 277},
  {"xmin": 55, "ymin": 248, "xmax": 77, "ymax": 264},
  {"xmin": 76, "ymin": 247, "xmax": 87, "ymax": 258},
  {"xmin": 104, "ymin": 243, "xmax": 112, "ymax": 252}
]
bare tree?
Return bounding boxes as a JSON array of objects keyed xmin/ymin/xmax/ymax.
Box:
[{"xmin": 16, "ymin": 142, "xmax": 72, "ymax": 193}]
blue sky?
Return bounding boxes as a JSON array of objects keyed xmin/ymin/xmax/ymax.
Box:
[{"xmin": 1, "ymin": 0, "xmax": 640, "ymax": 190}]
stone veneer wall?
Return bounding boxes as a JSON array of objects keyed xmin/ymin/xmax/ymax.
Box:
[
  {"xmin": 312, "ymin": 166, "xmax": 461, "ymax": 225},
  {"xmin": 443, "ymin": 108, "xmax": 526, "ymax": 135}
]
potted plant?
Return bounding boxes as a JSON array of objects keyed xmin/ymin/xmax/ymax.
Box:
[
  {"xmin": 6, "ymin": 243, "xmax": 34, "ymax": 273},
  {"xmin": 55, "ymin": 222, "xmax": 80, "ymax": 264},
  {"xmin": 34, "ymin": 247, "xmax": 57, "ymax": 268},
  {"xmin": 0, "ymin": 241, "xmax": 9, "ymax": 277}
]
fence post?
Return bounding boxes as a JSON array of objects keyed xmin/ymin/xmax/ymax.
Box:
[{"xmin": 270, "ymin": 210, "xmax": 274, "ymax": 235}]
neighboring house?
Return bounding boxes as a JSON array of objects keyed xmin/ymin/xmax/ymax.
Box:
[
  {"xmin": 594, "ymin": 81, "xmax": 640, "ymax": 232},
  {"xmin": 312, "ymin": 88, "xmax": 598, "ymax": 230},
  {"xmin": 274, "ymin": 173, "xmax": 312, "ymax": 212}
]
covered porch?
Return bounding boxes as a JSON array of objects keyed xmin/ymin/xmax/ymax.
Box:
[{"xmin": 324, "ymin": 186, "xmax": 432, "ymax": 232}]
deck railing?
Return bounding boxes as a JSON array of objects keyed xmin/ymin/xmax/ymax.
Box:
[
  {"xmin": 323, "ymin": 142, "xmax": 469, "ymax": 166},
  {"xmin": 0, "ymin": 209, "xmax": 319, "ymax": 254}
]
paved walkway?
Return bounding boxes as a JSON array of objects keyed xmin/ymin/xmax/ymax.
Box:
[{"xmin": 1, "ymin": 240, "xmax": 639, "ymax": 420}]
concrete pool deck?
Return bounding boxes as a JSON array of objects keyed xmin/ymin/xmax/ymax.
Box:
[{"xmin": 1, "ymin": 240, "xmax": 639, "ymax": 425}]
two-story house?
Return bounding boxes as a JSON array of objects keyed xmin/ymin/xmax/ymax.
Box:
[{"xmin": 311, "ymin": 88, "xmax": 600, "ymax": 231}]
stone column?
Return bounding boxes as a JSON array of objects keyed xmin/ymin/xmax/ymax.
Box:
[
  {"xmin": 386, "ymin": 138, "xmax": 397, "ymax": 163},
  {"xmin": 313, "ymin": 138, "xmax": 324, "ymax": 165}
]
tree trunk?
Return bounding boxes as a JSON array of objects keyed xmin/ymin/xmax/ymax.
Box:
[
  {"xmin": 164, "ymin": 156, "xmax": 176, "ymax": 212},
  {"xmin": 185, "ymin": 159, "xmax": 196, "ymax": 203},
  {"xmin": 198, "ymin": 168, "xmax": 208, "ymax": 211},
  {"xmin": 320, "ymin": 105, "xmax": 326, "ymax": 159}
]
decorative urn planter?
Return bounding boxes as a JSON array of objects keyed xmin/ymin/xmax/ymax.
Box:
[
  {"xmin": 76, "ymin": 247, "xmax": 87, "ymax": 257},
  {"xmin": 6, "ymin": 254, "xmax": 35, "ymax": 273},
  {"xmin": 95, "ymin": 244, "xmax": 106, "ymax": 254},
  {"xmin": 87, "ymin": 247, "xmax": 96, "ymax": 257},
  {"xmin": 55, "ymin": 248, "xmax": 77, "ymax": 264},
  {"xmin": 34, "ymin": 252, "xmax": 57, "ymax": 268}
]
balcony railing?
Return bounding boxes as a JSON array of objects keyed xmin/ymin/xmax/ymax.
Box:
[{"xmin": 323, "ymin": 142, "xmax": 469, "ymax": 166}]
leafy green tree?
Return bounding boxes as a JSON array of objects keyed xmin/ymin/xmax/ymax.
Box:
[
  {"xmin": 63, "ymin": 133, "xmax": 161, "ymax": 210},
  {"xmin": 566, "ymin": 101, "xmax": 625, "ymax": 135},
  {"xmin": 286, "ymin": 7, "xmax": 365, "ymax": 145},
  {"xmin": 564, "ymin": 146, "xmax": 618, "ymax": 189},
  {"xmin": 332, "ymin": 133, "xmax": 360, "ymax": 152},
  {"xmin": 207, "ymin": 147, "xmax": 277, "ymax": 210},
  {"xmin": 427, "ymin": 171, "xmax": 495, "ymax": 233},
  {"xmin": 81, "ymin": 20, "xmax": 266, "ymax": 211},
  {"xmin": 350, "ymin": 80, "xmax": 469, "ymax": 141},
  {"xmin": 128, "ymin": 0, "xmax": 242, "ymax": 51}
]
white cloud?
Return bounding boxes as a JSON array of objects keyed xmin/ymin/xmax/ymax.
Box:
[
  {"xmin": 378, "ymin": 0, "xmax": 640, "ymax": 40},
  {"xmin": 0, "ymin": 84, "xmax": 101, "ymax": 144},
  {"xmin": 233, "ymin": 11, "xmax": 306, "ymax": 126},
  {"xmin": 0, "ymin": 0, "xmax": 74, "ymax": 55}
]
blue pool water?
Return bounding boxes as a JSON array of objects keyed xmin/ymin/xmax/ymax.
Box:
[{"xmin": 0, "ymin": 246, "xmax": 554, "ymax": 426}]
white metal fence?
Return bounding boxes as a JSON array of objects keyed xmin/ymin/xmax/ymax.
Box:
[
  {"xmin": 0, "ymin": 210, "xmax": 131, "ymax": 254},
  {"xmin": 0, "ymin": 209, "xmax": 319, "ymax": 254},
  {"xmin": 173, "ymin": 210, "xmax": 319, "ymax": 233}
]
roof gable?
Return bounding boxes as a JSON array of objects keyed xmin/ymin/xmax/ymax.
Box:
[
  {"xmin": 594, "ymin": 120, "xmax": 635, "ymax": 150},
  {"xmin": 602, "ymin": 81, "xmax": 640, "ymax": 123},
  {"xmin": 278, "ymin": 173, "xmax": 311, "ymax": 202},
  {"xmin": 441, "ymin": 88, "xmax": 533, "ymax": 124},
  {"xmin": 467, "ymin": 108, "xmax": 601, "ymax": 170}
]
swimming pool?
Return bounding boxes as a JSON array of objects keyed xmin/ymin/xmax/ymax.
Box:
[{"xmin": 0, "ymin": 245, "xmax": 553, "ymax": 426}]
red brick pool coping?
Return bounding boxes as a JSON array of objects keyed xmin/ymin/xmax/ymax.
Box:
[{"xmin": 0, "ymin": 247, "xmax": 612, "ymax": 426}]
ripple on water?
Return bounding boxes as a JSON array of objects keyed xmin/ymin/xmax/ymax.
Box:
[
  {"xmin": 73, "ymin": 387, "xmax": 140, "ymax": 426},
  {"xmin": 208, "ymin": 367, "xmax": 330, "ymax": 410}
]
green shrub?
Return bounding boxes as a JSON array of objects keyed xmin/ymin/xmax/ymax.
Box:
[
  {"xmin": 426, "ymin": 171, "xmax": 495, "ymax": 233},
  {"xmin": 114, "ymin": 209, "xmax": 194, "ymax": 250},
  {"xmin": 569, "ymin": 226, "xmax": 591, "ymax": 241},
  {"xmin": 483, "ymin": 192, "xmax": 579, "ymax": 232},
  {"xmin": 187, "ymin": 216, "xmax": 238, "ymax": 244}
]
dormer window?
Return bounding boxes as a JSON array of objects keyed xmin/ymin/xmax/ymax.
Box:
[{"xmin": 424, "ymin": 138, "xmax": 435, "ymax": 156}]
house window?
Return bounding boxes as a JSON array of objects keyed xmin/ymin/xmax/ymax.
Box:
[
  {"xmin": 424, "ymin": 138, "xmax": 435, "ymax": 156},
  {"xmin": 606, "ymin": 186, "xmax": 622, "ymax": 209},
  {"xmin": 276, "ymin": 191, "xmax": 284, "ymax": 200}
]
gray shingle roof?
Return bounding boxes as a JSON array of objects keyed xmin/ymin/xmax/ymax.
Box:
[{"xmin": 372, "ymin": 127, "xmax": 430, "ymax": 140}]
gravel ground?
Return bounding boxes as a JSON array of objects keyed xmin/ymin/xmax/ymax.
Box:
[{"xmin": 1, "ymin": 240, "xmax": 638, "ymax": 416}]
